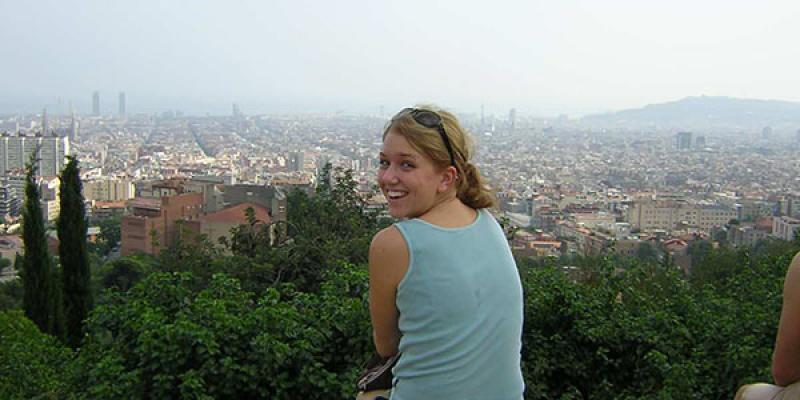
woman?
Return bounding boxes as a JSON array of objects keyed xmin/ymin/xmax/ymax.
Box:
[
  {"xmin": 367, "ymin": 106, "xmax": 525, "ymax": 399},
  {"xmin": 736, "ymin": 251, "xmax": 800, "ymax": 400}
]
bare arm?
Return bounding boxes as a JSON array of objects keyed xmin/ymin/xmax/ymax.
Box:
[
  {"xmin": 368, "ymin": 226, "xmax": 409, "ymax": 358},
  {"xmin": 773, "ymin": 251, "xmax": 800, "ymax": 386}
]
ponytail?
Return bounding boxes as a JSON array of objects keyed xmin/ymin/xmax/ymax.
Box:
[{"xmin": 457, "ymin": 162, "xmax": 496, "ymax": 209}]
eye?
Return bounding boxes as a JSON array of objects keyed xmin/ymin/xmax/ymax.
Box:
[
  {"xmin": 401, "ymin": 161, "xmax": 414, "ymax": 169},
  {"xmin": 378, "ymin": 159, "xmax": 389, "ymax": 169}
]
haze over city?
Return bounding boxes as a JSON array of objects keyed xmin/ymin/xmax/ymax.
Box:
[{"xmin": 3, "ymin": 0, "xmax": 800, "ymax": 116}]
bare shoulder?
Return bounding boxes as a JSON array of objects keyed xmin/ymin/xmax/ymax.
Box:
[
  {"xmin": 787, "ymin": 252, "xmax": 800, "ymax": 289},
  {"xmin": 369, "ymin": 226, "xmax": 409, "ymax": 280},
  {"xmin": 370, "ymin": 226, "xmax": 407, "ymax": 258}
]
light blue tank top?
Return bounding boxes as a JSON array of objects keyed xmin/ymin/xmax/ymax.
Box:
[{"xmin": 390, "ymin": 208, "xmax": 525, "ymax": 400}]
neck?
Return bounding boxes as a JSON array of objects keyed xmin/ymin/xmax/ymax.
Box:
[{"xmin": 419, "ymin": 193, "xmax": 476, "ymax": 227}]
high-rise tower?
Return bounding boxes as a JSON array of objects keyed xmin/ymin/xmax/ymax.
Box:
[
  {"xmin": 0, "ymin": 134, "xmax": 69, "ymax": 176},
  {"xmin": 118, "ymin": 92, "xmax": 126, "ymax": 117},
  {"xmin": 70, "ymin": 112, "xmax": 79, "ymax": 142},
  {"xmin": 92, "ymin": 91, "xmax": 100, "ymax": 116},
  {"xmin": 675, "ymin": 132, "xmax": 692, "ymax": 150},
  {"xmin": 41, "ymin": 108, "xmax": 48, "ymax": 135}
]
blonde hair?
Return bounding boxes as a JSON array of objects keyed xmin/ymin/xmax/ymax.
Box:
[{"xmin": 383, "ymin": 105, "xmax": 496, "ymax": 209}]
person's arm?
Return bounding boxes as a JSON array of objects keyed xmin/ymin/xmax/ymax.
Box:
[
  {"xmin": 368, "ymin": 226, "xmax": 409, "ymax": 358},
  {"xmin": 773, "ymin": 251, "xmax": 800, "ymax": 386}
]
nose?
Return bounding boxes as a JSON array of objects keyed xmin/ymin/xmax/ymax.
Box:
[{"xmin": 378, "ymin": 165, "xmax": 399, "ymax": 186}]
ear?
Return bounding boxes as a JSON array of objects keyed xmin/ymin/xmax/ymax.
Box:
[{"xmin": 437, "ymin": 166, "xmax": 458, "ymax": 193}]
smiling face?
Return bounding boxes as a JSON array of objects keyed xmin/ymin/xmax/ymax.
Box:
[{"xmin": 378, "ymin": 131, "xmax": 451, "ymax": 219}]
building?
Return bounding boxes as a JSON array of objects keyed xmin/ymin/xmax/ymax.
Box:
[
  {"xmin": 70, "ymin": 113, "xmax": 79, "ymax": 142},
  {"xmin": 120, "ymin": 192, "xmax": 204, "ymax": 256},
  {"xmin": 696, "ymin": 205, "xmax": 737, "ymax": 231},
  {"xmin": 626, "ymin": 196, "xmax": 735, "ymax": 233},
  {"xmin": 39, "ymin": 177, "xmax": 60, "ymax": 223},
  {"xmin": 288, "ymin": 151, "xmax": 304, "ymax": 172},
  {"xmin": 773, "ymin": 216, "xmax": 800, "ymax": 242},
  {"xmin": 118, "ymin": 92, "xmax": 126, "ymax": 117},
  {"xmin": 0, "ymin": 174, "xmax": 25, "ymax": 218},
  {"xmin": 89, "ymin": 200, "xmax": 126, "ymax": 221},
  {"xmin": 627, "ymin": 197, "xmax": 691, "ymax": 232},
  {"xmin": 184, "ymin": 202, "xmax": 271, "ymax": 252},
  {"xmin": 222, "ymin": 184, "xmax": 286, "ymax": 222},
  {"xmin": 728, "ymin": 224, "xmax": 769, "ymax": 247},
  {"xmin": 735, "ymin": 199, "xmax": 775, "ymax": 221},
  {"xmin": 0, "ymin": 133, "xmax": 70, "ymax": 177},
  {"xmin": 675, "ymin": 131, "xmax": 692, "ymax": 150},
  {"xmin": 0, "ymin": 183, "xmax": 19, "ymax": 218},
  {"xmin": 83, "ymin": 178, "xmax": 136, "ymax": 202},
  {"xmin": 92, "ymin": 91, "xmax": 100, "ymax": 116},
  {"xmin": 695, "ymin": 135, "xmax": 706, "ymax": 148},
  {"xmin": 41, "ymin": 108, "xmax": 48, "ymax": 135}
]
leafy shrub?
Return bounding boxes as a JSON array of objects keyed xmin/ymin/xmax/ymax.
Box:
[{"xmin": 0, "ymin": 310, "xmax": 72, "ymax": 399}]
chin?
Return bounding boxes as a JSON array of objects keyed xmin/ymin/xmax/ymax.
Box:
[
  {"xmin": 388, "ymin": 208, "xmax": 407, "ymax": 219},
  {"xmin": 387, "ymin": 205, "xmax": 418, "ymax": 219}
]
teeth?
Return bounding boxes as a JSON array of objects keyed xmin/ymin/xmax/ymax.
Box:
[{"xmin": 387, "ymin": 191, "xmax": 407, "ymax": 198}]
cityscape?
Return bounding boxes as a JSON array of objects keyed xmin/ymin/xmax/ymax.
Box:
[{"xmin": 0, "ymin": 92, "xmax": 798, "ymax": 281}]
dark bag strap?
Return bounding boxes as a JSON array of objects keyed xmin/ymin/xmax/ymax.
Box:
[{"xmin": 357, "ymin": 352, "xmax": 400, "ymax": 392}]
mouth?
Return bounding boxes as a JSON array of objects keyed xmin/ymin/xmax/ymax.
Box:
[{"xmin": 385, "ymin": 190, "xmax": 408, "ymax": 200}]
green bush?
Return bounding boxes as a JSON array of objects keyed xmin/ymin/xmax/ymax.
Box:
[
  {"xmin": 70, "ymin": 264, "xmax": 372, "ymax": 399},
  {"xmin": 0, "ymin": 310, "xmax": 72, "ymax": 399}
]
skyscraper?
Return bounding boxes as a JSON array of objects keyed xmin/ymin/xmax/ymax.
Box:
[
  {"xmin": 41, "ymin": 108, "xmax": 48, "ymax": 135},
  {"xmin": 288, "ymin": 151, "xmax": 304, "ymax": 172},
  {"xmin": 675, "ymin": 132, "xmax": 692, "ymax": 150},
  {"xmin": 92, "ymin": 91, "xmax": 100, "ymax": 116},
  {"xmin": 118, "ymin": 92, "xmax": 126, "ymax": 116},
  {"xmin": 695, "ymin": 135, "xmax": 706, "ymax": 148},
  {"xmin": 509, "ymin": 108, "xmax": 517, "ymax": 132},
  {"xmin": 70, "ymin": 112, "xmax": 79, "ymax": 142},
  {"xmin": 0, "ymin": 134, "xmax": 69, "ymax": 176}
]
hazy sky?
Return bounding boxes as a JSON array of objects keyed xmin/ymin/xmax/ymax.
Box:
[{"xmin": 2, "ymin": 0, "xmax": 799, "ymax": 116}]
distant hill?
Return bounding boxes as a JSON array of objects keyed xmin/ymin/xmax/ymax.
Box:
[{"xmin": 582, "ymin": 96, "xmax": 800, "ymax": 129}]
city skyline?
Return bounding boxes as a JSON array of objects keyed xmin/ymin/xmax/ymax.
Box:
[{"xmin": 2, "ymin": 1, "xmax": 800, "ymax": 116}]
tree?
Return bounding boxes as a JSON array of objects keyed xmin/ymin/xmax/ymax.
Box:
[
  {"xmin": 20, "ymin": 151, "xmax": 63, "ymax": 338},
  {"xmin": 0, "ymin": 310, "xmax": 72, "ymax": 399},
  {"xmin": 635, "ymin": 241, "xmax": 659, "ymax": 263},
  {"xmin": 57, "ymin": 156, "xmax": 93, "ymax": 348}
]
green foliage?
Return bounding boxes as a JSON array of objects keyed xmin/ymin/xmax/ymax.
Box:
[
  {"xmin": 97, "ymin": 256, "xmax": 154, "ymax": 293},
  {"xmin": 687, "ymin": 239, "xmax": 713, "ymax": 269},
  {"xmin": 21, "ymin": 150, "xmax": 63, "ymax": 339},
  {"xmin": 277, "ymin": 165, "xmax": 386, "ymax": 291},
  {"xmin": 0, "ymin": 279, "xmax": 23, "ymax": 311},
  {"xmin": 635, "ymin": 241, "xmax": 659, "ymax": 263},
  {"xmin": 520, "ymin": 252, "xmax": 784, "ymax": 399},
  {"xmin": 58, "ymin": 156, "xmax": 93, "ymax": 348},
  {"xmin": 71, "ymin": 264, "xmax": 372, "ymax": 399},
  {"xmin": 88, "ymin": 216, "xmax": 121, "ymax": 257},
  {"xmin": 0, "ymin": 256, "xmax": 10, "ymax": 273},
  {"xmin": 0, "ymin": 310, "xmax": 73, "ymax": 399}
]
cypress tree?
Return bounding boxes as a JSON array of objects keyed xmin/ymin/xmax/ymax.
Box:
[
  {"xmin": 21, "ymin": 150, "xmax": 61, "ymax": 336},
  {"xmin": 58, "ymin": 156, "xmax": 92, "ymax": 348}
]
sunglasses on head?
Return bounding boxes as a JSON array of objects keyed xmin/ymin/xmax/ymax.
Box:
[{"xmin": 388, "ymin": 108, "xmax": 457, "ymax": 167}]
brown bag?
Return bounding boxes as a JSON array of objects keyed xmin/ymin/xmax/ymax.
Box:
[{"xmin": 356, "ymin": 353, "xmax": 400, "ymax": 392}]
